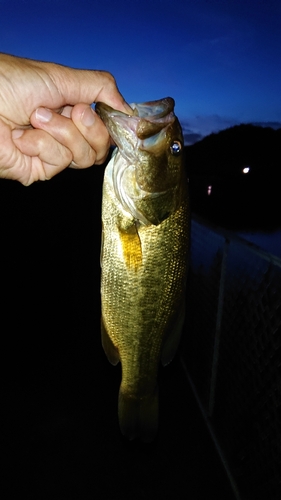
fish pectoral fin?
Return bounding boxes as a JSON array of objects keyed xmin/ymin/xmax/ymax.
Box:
[
  {"xmin": 118, "ymin": 222, "xmax": 142, "ymax": 271},
  {"xmin": 101, "ymin": 317, "xmax": 120, "ymax": 366},
  {"xmin": 161, "ymin": 295, "xmax": 186, "ymax": 366}
]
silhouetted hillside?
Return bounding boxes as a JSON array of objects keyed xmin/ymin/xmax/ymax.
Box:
[
  {"xmin": 185, "ymin": 124, "xmax": 281, "ymax": 176},
  {"xmin": 184, "ymin": 124, "xmax": 281, "ymax": 230}
]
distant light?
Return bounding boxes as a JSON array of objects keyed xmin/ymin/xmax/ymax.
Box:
[
  {"xmin": 207, "ymin": 185, "xmax": 212, "ymax": 195},
  {"xmin": 242, "ymin": 166, "xmax": 250, "ymax": 174}
]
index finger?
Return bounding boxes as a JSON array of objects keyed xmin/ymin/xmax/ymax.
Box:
[
  {"xmin": 92, "ymin": 72, "xmax": 132, "ymax": 113},
  {"xmin": 43, "ymin": 63, "xmax": 132, "ymax": 113}
]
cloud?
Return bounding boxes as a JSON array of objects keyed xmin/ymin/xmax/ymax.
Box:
[
  {"xmin": 181, "ymin": 122, "xmax": 204, "ymax": 145},
  {"xmin": 183, "ymin": 131, "xmax": 204, "ymax": 146},
  {"xmin": 251, "ymin": 121, "xmax": 281, "ymax": 130},
  {"xmin": 181, "ymin": 115, "xmax": 239, "ymax": 145},
  {"xmin": 181, "ymin": 115, "xmax": 281, "ymax": 146}
]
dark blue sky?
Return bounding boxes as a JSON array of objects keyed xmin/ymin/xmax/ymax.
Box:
[{"xmin": 1, "ymin": 0, "xmax": 280, "ymax": 142}]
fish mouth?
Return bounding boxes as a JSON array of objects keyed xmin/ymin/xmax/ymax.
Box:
[
  {"xmin": 95, "ymin": 97, "xmax": 176, "ymax": 157},
  {"xmin": 96, "ymin": 97, "xmax": 174, "ymax": 122}
]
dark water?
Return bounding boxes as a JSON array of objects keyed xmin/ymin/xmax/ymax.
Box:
[
  {"xmin": 237, "ymin": 230, "xmax": 281, "ymax": 258},
  {"xmin": 189, "ymin": 173, "xmax": 281, "ymax": 259}
]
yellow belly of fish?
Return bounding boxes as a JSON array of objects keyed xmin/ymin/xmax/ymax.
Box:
[{"xmin": 100, "ymin": 179, "xmax": 189, "ymax": 440}]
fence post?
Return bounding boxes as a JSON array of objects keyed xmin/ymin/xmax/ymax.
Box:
[{"xmin": 208, "ymin": 238, "xmax": 229, "ymax": 417}]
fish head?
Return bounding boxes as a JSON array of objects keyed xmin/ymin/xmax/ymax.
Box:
[{"xmin": 96, "ymin": 97, "xmax": 185, "ymax": 225}]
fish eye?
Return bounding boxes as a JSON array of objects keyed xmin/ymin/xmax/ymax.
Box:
[{"xmin": 170, "ymin": 141, "xmax": 182, "ymax": 155}]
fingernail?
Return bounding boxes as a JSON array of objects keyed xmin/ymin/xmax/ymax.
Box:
[
  {"xmin": 36, "ymin": 107, "xmax": 52, "ymax": 123},
  {"xmin": 81, "ymin": 107, "xmax": 95, "ymax": 127},
  {"xmin": 12, "ymin": 129, "xmax": 24, "ymax": 139}
]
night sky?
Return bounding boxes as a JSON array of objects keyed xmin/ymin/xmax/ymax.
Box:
[{"xmin": 1, "ymin": 0, "xmax": 280, "ymax": 143}]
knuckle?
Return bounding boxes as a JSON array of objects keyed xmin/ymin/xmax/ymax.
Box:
[
  {"xmin": 72, "ymin": 142, "xmax": 96, "ymax": 168},
  {"xmin": 99, "ymin": 70, "xmax": 117, "ymax": 90},
  {"xmin": 63, "ymin": 148, "xmax": 73, "ymax": 165},
  {"xmin": 80, "ymin": 150, "xmax": 96, "ymax": 168},
  {"xmin": 101, "ymin": 70, "xmax": 115, "ymax": 83},
  {"xmin": 33, "ymin": 130, "xmax": 47, "ymax": 150},
  {"xmin": 95, "ymin": 145, "xmax": 111, "ymax": 165}
]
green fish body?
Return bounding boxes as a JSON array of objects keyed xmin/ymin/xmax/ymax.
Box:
[{"xmin": 96, "ymin": 98, "xmax": 189, "ymax": 442}]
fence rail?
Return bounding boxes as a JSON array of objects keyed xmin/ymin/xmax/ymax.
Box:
[{"xmin": 182, "ymin": 215, "xmax": 281, "ymax": 500}]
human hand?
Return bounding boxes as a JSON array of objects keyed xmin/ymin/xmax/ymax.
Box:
[{"xmin": 0, "ymin": 53, "xmax": 131, "ymax": 185}]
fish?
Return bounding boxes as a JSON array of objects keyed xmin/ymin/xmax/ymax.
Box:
[{"xmin": 95, "ymin": 97, "xmax": 189, "ymax": 442}]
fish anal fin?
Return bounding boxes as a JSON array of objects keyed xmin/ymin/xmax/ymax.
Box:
[
  {"xmin": 101, "ymin": 317, "xmax": 120, "ymax": 366},
  {"xmin": 118, "ymin": 385, "xmax": 159, "ymax": 443},
  {"xmin": 161, "ymin": 296, "xmax": 185, "ymax": 366}
]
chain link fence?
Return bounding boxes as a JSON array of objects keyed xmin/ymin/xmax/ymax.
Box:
[{"xmin": 182, "ymin": 215, "xmax": 281, "ymax": 500}]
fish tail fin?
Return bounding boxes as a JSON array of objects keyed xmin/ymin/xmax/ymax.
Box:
[{"xmin": 118, "ymin": 385, "xmax": 159, "ymax": 443}]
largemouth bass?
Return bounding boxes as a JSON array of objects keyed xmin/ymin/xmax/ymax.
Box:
[{"xmin": 96, "ymin": 97, "xmax": 189, "ymax": 442}]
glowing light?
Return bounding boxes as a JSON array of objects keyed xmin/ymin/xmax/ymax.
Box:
[
  {"xmin": 242, "ymin": 166, "xmax": 250, "ymax": 174},
  {"xmin": 207, "ymin": 185, "xmax": 212, "ymax": 195}
]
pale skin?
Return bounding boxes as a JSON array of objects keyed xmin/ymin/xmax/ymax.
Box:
[{"xmin": 0, "ymin": 53, "xmax": 131, "ymax": 186}]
